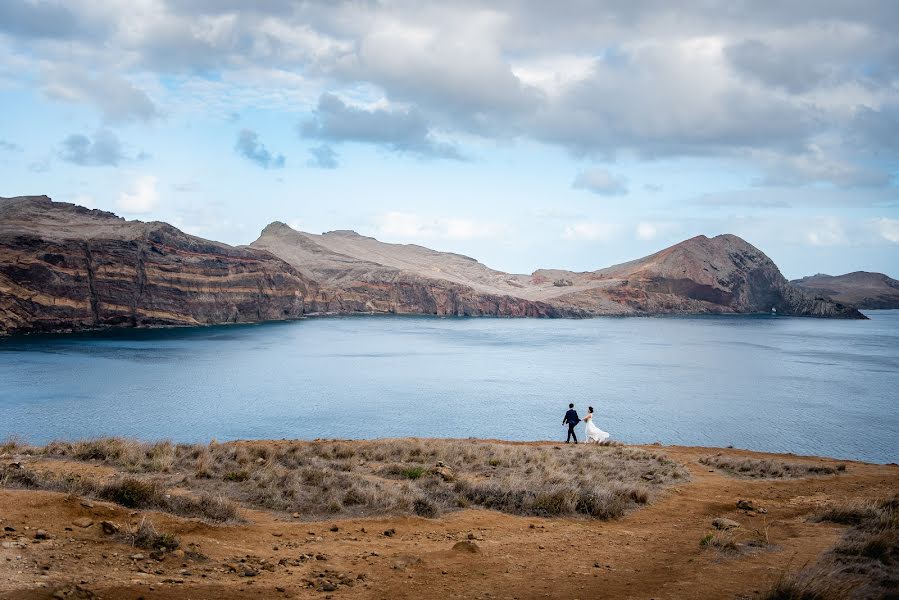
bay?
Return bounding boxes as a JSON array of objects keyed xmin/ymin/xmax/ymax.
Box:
[{"xmin": 1, "ymin": 311, "xmax": 896, "ymax": 463}]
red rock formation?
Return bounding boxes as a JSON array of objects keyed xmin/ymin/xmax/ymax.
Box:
[{"xmin": 0, "ymin": 196, "xmax": 314, "ymax": 335}]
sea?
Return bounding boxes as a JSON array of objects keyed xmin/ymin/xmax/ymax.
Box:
[{"xmin": 1, "ymin": 311, "xmax": 896, "ymax": 463}]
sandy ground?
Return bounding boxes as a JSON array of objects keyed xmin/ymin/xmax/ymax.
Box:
[{"xmin": 1, "ymin": 443, "xmax": 896, "ymax": 600}]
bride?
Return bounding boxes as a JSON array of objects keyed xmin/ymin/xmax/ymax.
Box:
[{"xmin": 584, "ymin": 406, "xmax": 610, "ymax": 443}]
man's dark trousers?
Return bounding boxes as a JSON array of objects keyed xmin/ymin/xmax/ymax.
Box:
[{"xmin": 566, "ymin": 423, "xmax": 578, "ymax": 443}]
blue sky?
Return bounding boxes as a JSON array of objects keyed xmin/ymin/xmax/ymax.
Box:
[{"xmin": 1, "ymin": 1, "xmax": 897, "ymax": 279}]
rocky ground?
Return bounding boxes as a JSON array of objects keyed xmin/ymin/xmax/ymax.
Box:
[{"xmin": 1, "ymin": 442, "xmax": 895, "ymax": 599}]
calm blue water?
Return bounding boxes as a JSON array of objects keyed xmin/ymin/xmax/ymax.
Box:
[{"xmin": 1, "ymin": 312, "xmax": 897, "ymax": 463}]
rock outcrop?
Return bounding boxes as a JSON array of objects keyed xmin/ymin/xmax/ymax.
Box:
[
  {"xmin": 252, "ymin": 225, "xmax": 865, "ymax": 319},
  {"xmin": 792, "ymin": 272, "xmax": 899, "ymax": 309},
  {"xmin": 0, "ymin": 196, "xmax": 866, "ymax": 335},
  {"xmin": 250, "ymin": 223, "xmax": 582, "ymax": 317},
  {"xmin": 534, "ymin": 234, "xmax": 865, "ymax": 318},
  {"xmin": 0, "ymin": 196, "xmax": 314, "ymax": 335}
]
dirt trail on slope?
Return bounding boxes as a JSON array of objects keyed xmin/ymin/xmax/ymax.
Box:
[{"xmin": 2, "ymin": 443, "xmax": 896, "ymax": 600}]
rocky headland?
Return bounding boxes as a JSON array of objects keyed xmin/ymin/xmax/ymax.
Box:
[
  {"xmin": 792, "ymin": 271, "xmax": 899, "ymax": 309},
  {"xmin": 0, "ymin": 196, "xmax": 315, "ymax": 335},
  {"xmin": 0, "ymin": 195, "xmax": 865, "ymax": 335}
]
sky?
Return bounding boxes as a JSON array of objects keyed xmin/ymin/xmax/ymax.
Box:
[{"xmin": 0, "ymin": 1, "xmax": 897, "ymax": 279}]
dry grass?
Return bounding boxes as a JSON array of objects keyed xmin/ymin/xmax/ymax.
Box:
[
  {"xmin": 699, "ymin": 454, "xmax": 846, "ymax": 479},
  {"xmin": 765, "ymin": 496, "xmax": 898, "ymax": 599},
  {"xmin": 1, "ymin": 437, "xmax": 688, "ymax": 521},
  {"xmin": 0, "ymin": 463, "xmax": 239, "ymax": 523}
]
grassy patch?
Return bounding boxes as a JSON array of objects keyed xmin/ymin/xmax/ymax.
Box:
[
  {"xmin": 2, "ymin": 437, "xmax": 689, "ymax": 522},
  {"xmin": 765, "ymin": 496, "xmax": 898, "ymax": 599},
  {"xmin": 699, "ymin": 454, "xmax": 846, "ymax": 479}
]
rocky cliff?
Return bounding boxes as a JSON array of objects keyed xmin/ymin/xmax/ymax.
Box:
[
  {"xmin": 535, "ymin": 234, "xmax": 865, "ymax": 318},
  {"xmin": 0, "ymin": 196, "xmax": 314, "ymax": 335},
  {"xmin": 1, "ymin": 197, "xmax": 866, "ymax": 336},
  {"xmin": 250, "ymin": 223, "xmax": 581, "ymax": 317},
  {"xmin": 792, "ymin": 272, "xmax": 899, "ymax": 309},
  {"xmin": 252, "ymin": 225, "xmax": 865, "ymax": 319}
]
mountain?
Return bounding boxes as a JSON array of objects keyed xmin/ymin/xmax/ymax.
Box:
[
  {"xmin": 792, "ymin": 272, "xmax": 899, "ymax": 309},
  {"xmin": 251, "ymin": 223, "xmax": 865, "ymax": 319},
  {"xmin": 0, "ymin": 196, "xmax": 315, "ymax": 335},
  {"xmin": 0, "ymin": 196, "xmax": 865, "ymax": 335}
]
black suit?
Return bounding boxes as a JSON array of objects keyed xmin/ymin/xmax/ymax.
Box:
[{"xmin": 563, "ymin": 408, "xmax": 580, "ymax": 443}]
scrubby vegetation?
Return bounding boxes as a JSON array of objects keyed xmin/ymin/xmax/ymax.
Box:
[
  {"xmin": 765, "ymin": 496, "xmax": 898, "ymax": 599},
  {"xmin": 1, "ymin": 437, "xmax": 688, "ymax": 521},
  {"xmin": 0, "ymin": 463, "xmax": 239, "ymax": 523},
  {"xmin": 700, "ymin": 454, "xmax": 846, "ymax": 479}
]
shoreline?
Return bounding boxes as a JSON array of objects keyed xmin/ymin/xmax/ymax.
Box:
[{"xmin": 3, "ymin": 307, "xmax": 886, "ymax": 339}]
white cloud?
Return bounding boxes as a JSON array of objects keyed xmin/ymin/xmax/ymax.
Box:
[
  {"xmin": 562, "ymin": 221, "xmax": 620, "ymax": 241},
  {"xmin": 804, "ymin": 216, "xmax": 848, "ymax": 246},
  {"xmin": 572, "ymin": 168, "xmax": 628, "ymax": 196},
  {"xmin": 873, "ymin": 217, "xmax": 899, "ymax": 243},
  {"xmin": 117, "ymin": 175, "xmax": 159, "ymax": 214},
  {"xmin": 635, "ymin": 221, "xmax": 678, "ymax": 241},
  {"xmin": 374, "ymin": 211, "xmax": 501, "ymax": 240}
]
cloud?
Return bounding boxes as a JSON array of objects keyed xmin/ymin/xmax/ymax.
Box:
[
  {"xmin": 804, "ymin": 217, "xmax": 848, "ymax": 247},
  {"xmin": 117, "ymin": 175, "xmax": 159, "ymax": 214},
  {"xmin": 42, "ymin": 68, "xmax": 158, "ymax": 124},
  {"xmin": 1, "ymin": 2, "xmax": 898, "ymax": 190},
  {"xmin": 307, "ymin": 144, "xmax": 338, "ymax": 169},
  {"xmin": 59, "ymin": 130, "xmax": 126, "ymax": 166},
  {"xmin": 0, "ymin": 1, "xmax": 103, "ymax": 40},
  {"xmin": 873, "ymin": 217, "xmax": 899, "ymax": 243},
  {"xmin": 0, "ymin": 139, "xmax": 22, "ymax": 152},
  {"xmin": 374, "ymin": 211, "xmax": 500, "ymax": 240},
  {"xmin": 235, "ymin": 129, "xmax": 285, "ymax": 169},
  {"xmin": 300, "ymin": 93, "xmax": 463, "ymax": 160},
  {"xmin": 635, "ymin": 222, "xmax": 677, "ymax": 241},
  {"xmin": 572, "ymin": 168, "xmax": 628, "ymax": 196},
  {"xmin": 562, "ymin": 222, "xmax": 620, "ymax": 241},
  {"xmin": 754, "ymin": 145, "xmax": 893, "ymax": 188}
]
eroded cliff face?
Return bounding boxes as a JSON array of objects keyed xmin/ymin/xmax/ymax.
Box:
[
  {"xmin": 253, "ymin": 225, "xmax": 865, "ymax": 320},
  {"xmin": 251, "ymin": 223, "xmax": 583, "ymax": 317},
  {"xmin": 792, "ymin": 272, "xmax": 899, "ymax": 309},
  {"xmin": 541, "ymin": 234, "xmax": 865, "ymax": 318},
  {"xmin": 0, "ymin": 196, "xmax": 314, "ymax": 335},
  {"xmin": 0, "ymin": 197, "xmax": 865, "ymax": 336}
]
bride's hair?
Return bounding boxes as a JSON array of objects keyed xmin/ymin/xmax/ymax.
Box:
[{"xmin": 588, "ymin": 406, "xmax": 594, "ymax": 413}]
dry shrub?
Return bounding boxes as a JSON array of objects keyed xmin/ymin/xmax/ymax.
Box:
[
  {"xmin": 128, "ymin": 518, "xmax": 180, "ymax": 553},
  {"xmin": 700, "ymin": 454, "xmax": 846, "ymax": 479},
  {"xmin": 7, "ymin": 437, "xmax": 688, "ymax": 522},
  {"xmin": 765, "ymin": 496, "xmax": 898, "ymax": 599}
]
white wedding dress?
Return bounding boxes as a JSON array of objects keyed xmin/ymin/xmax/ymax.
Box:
[{"xmin": 584, "ymin": 414, "xmax": 610, "ymax": 443}]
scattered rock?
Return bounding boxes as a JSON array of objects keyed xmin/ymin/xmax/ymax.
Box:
[
  {"xmin": 130, "ymin": 553, "xmax": 145, "ymax": 560},
  {"xmin": 100, "ymin": 521, "xmax": 119, "ymax": 535},
  {"xmin": 712, "ymin": 518, "xmax": 741, "ymax": 530},
  {"xmin": 80, "ymin": 500, "xmax": 95, "ymax": 509},
  {"xmin": 736, "ymin": 500, "xmax": 755, "ymax": 511},
  {"xmin": 641, "ymin": 474, "xmax": 655, "ymax": 481},
  {"xmin": 72, "ymin": 518, "xmax": 93, "ymax": 529},
  {"xmin": 432, "ymin": 465, "xmax": 456, "ymax": 482},
  {"xmin": 452, "ymin": 541, "xmax": 481, "ymax": 553},
  {"xmin": 292, "ymin": 512, "xmax": 301, "ymax": 519},
  {"xmin": 330, "ymin": 525, "xmax": 339, "ymax": 532},
  {"xmin": 383, "ymin": 528, "xmax": 396, "ymax": 537},
  {"xmin": 34, "ymin": 529, "xmax": 50, "ymax": 540},
  {"xmin": 51, "ymin": 585, "xmax": 98, "ymax": 600},
  {"xmin": 242, "ymin": 569, "xmax": 258, "ymax": 577}
]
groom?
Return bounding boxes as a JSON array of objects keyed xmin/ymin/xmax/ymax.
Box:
[{"xmin": 562, "ymin": 403, "xmax": 580, "ymax": 444}]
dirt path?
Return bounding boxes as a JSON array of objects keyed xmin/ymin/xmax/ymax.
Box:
[{"xmin": 1, "ymin": 444, "xmax": 896, "ymax": 600}]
